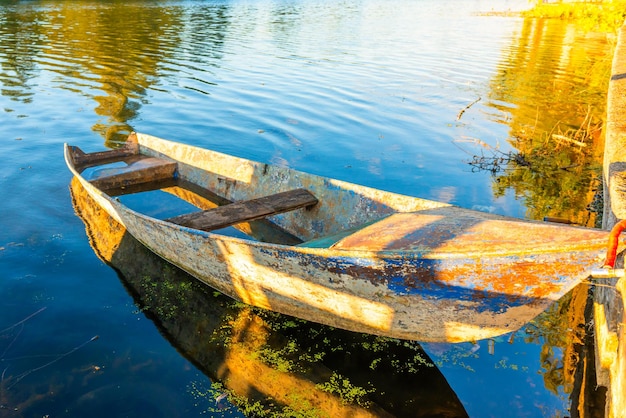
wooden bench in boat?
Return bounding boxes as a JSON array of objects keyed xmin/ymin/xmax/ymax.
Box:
[
  {"xmin": 67, "ymin": 141, "xmax": 139, "ymax": 170},
  {"xmin": 66, "ymin": 142, "xmax": 177, "ymax": 191},
  {"xmin": 88, "ymin": 157, "xmax": 178, "ymax": 191},
  {"xmin": 167, "ymin": 188, "xmax": 318, "ymax": 232}
]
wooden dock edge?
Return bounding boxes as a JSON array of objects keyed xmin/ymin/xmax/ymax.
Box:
[{"xmin": 598, "ymin": 17, "xmax": 626, "ymax": 418}]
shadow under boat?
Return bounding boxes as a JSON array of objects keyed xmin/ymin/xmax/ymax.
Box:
[{"xmin": 70, "ymin": 177, "xmax": 469, "ymax": 417}]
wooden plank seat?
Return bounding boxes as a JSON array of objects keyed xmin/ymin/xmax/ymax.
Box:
[
  {"xmin": 166, "ymin": 188, "xmax": 318, "ymax": 232},
  {"xmin": 67, "ymin": 140, "xmax": 139, "ymax": 170},
  {"xmin": 89, "ymin": 157, "xmax": 178, "ymax": 191}
]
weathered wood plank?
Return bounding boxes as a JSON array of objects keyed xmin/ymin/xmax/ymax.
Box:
[
  {"xmin": 165, "ymin": 180, "xmax": 306, "ymax": 245},
  {"xmin": 89, "ymin": 157, "xmax": 177, "ymax": 191},
  {"xmin": 68, "ymin": 140, "xmax": 139, "ymax": 170},
  {"xmin": 167, "ymin": 188, "xmax": 318, "ymax": 231}
]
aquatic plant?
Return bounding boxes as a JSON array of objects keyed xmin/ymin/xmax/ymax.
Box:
[{"xmin": 315, "ymin": 372, "xmax": 373, "ymax": 407}]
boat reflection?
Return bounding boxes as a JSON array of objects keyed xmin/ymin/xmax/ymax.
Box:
[{"xmin": 70, "ymin": 178, "xmax": 469, "ymax": 417}]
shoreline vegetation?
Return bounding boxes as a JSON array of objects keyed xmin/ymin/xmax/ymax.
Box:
[{"xmin": 524, "ymin": 0, "xmax": 626, "ymax": 33}]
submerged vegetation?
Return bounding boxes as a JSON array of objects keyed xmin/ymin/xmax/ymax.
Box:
[{"xmin": 525, "ymin": 0, "xmax": 626, "ymax": 33}]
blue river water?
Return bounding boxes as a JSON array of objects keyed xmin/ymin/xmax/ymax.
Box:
[{"xmin": 0, "ymin": 0, "xmax": 613, "ymax": 416}]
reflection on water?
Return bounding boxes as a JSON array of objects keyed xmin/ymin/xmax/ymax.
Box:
[
  {"xmin": 0, "ymin": 0, "xmax": 610, "ymax": 215},
  {"xmin": 0, "ymin": 0, "xmax": 615, "ymax": 416},
  {"xmin": 422, "ymin": 282, "xmax": 599, "ymax": 416},
  {"xmin": 69, "ymin": 178, "xmax": 468, "ymax": 417},
  {"xmin": 486, "ymin": 17, "xmax": 612, "ymax": 226}
]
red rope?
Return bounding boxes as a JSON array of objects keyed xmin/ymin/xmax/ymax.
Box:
[{"xmin": 603, "ymin": 219, "xmax": 626, "ymax": 268}]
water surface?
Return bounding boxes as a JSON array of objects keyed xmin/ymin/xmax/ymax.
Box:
[{"xmin": 0, "ymin": 0, "xmax": 613, "ymax": 416}]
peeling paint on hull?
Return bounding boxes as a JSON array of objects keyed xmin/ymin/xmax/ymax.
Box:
[{"xmin": 65, "ymin": 133, "xmax": 609, "ymax": 342}]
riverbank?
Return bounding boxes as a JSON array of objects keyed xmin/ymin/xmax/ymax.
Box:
[{"xmin": 598, "ymin": 17, "xmax": 626, "ymax": 418}]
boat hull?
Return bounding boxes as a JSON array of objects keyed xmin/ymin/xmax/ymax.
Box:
[{"xmin": 65, "ymin": 133, "xmax": 609, "ymax": 342}]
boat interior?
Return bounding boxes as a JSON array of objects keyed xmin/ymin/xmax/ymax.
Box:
[{"xmin": 67, "ymin": 143, "xmax": 321, "ymax": 245}]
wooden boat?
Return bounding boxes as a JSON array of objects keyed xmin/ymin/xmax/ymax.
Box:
[{"xmin": 64, "ymin": 132, "xmax": 609, "ymax": 343}]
